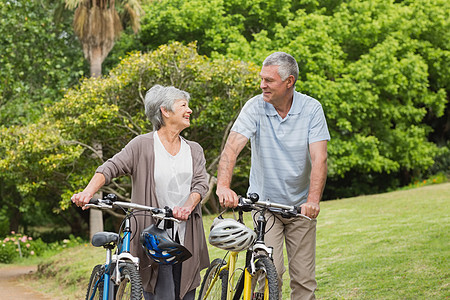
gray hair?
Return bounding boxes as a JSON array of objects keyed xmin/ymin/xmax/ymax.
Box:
[
  {"xmin": 263, "ymin": 52, "xmax": 299, "ymax": 84},
  {"xmin": 144, "ymin": 84, "xmax": 190, "ymax": 130}
]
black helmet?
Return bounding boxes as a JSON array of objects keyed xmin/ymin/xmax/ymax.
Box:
[{"xmin": 140, "ymin": 225, "xmax": 192, "ymax": 264}]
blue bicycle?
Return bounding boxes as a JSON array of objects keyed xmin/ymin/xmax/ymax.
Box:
[{"xmin": 84, "ymin": 193, "xmax": 186, "ymax": 300}]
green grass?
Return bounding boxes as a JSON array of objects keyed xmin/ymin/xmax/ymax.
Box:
[
  {"xmin": 313, "ymin": 182, "xmax": 449, "ymax": 299},
  {"xmin": 18, "ymin": 182, "xmax": 450, "ymax": 299}
]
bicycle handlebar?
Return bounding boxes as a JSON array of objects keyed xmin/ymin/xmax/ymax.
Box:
[
  {"xmin": 85, "ymin": 196, "xmax": 181, "ymax": 223},
  {"xmin": 238, "ymin": 193, "xmax": 312, "ymax": 221}
]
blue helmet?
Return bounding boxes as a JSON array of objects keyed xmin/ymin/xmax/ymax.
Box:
[{"xmin": 140, "ymin": 225, "xmax": 192, "ymax": 265}]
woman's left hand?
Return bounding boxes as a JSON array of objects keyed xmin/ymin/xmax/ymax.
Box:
[{"xmin": 173, "ymin": 206, "xmax": 192, "ymax": 221}]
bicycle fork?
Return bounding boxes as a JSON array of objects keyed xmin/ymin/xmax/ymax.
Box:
[{"xmin": 226, "ymin": 252, "xmax": 239, "ymax": 300}]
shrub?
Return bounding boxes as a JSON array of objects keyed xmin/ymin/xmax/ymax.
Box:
[{"xmin": 0, "ymin": 232, "xmax": 85, "ymax": 264}]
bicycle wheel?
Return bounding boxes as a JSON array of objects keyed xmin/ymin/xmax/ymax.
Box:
[
  {"xmin": 115, "ymin": 263, "xmax": 143, "ymax": 300},
  {"xmin": 251, "ymin": 256, "xmax": 279, "ymax": 300},
  {"xmin": 198, "ymin": 258, "xmax": 228, "ymax": 300},
  {"xmin": 86, "ymin": 264, "xmax": 104, "ymax": 300}
]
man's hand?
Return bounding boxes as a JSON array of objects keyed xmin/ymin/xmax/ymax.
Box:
[
  {"xmin": 216, "ymin": 186, "xmax": 239, "ymax": 208},
  {"xmin": 71, "ymin": 191, "xmax": 93, "ymax": 210},
  {"xmin": 301, "ymin": 202, "xmax": 320, "ymax": 219}
]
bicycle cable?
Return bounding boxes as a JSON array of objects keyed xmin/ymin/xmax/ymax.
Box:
[
  {"xmin": 251, "ymin": 209, "xmax": 276, "ymax": 236},
  {"xmin": 115, "ymin": 205, "xmax": 140, "ymax": 244}
]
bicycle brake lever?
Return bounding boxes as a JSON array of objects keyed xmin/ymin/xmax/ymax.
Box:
[
  {"xmin": 85, "ymin": 203, "xmax": 112, "ymax": 209},
  {"xmin": 294, "ymin": 205, "xmax": 312, "ymax": 221},
  {"xmin": 152, "ymin": 212, "xmax": 181, "ymax": 224}
]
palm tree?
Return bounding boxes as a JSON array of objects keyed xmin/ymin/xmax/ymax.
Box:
[
  {"xmin": 65, "ymin": 0, "xmax": 143, "ymax": 238},
  {"xmin": 65, "ymin": 0, "xmax": 143, "ymax": 78}
]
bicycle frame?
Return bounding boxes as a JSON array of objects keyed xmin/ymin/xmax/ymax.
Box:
[
  {"xmin": 97, "ymin": 215, "xmax": 139, "ymax": 300},
  {"xmin": 202, "ymin": 211, "xmax": 272, "ymax": 300},
  {"xmin": 200, "ymin": 193, "xmax": 311, "ymax": 300},
  {"xmin": 201, "ymin": 251, "xmax": 238, "ymax": 300},
  {"xmin": 86, "ymin": 197, "xmax": 179, "ymax": 300},
  {"xmin": 202, "ymin": 250, "xmax": 271, "ymax": 300}
]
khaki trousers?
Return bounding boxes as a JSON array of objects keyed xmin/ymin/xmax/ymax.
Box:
[{"xmin": 259, "ymin": 211, "xmax": 317, "ymax": 300}]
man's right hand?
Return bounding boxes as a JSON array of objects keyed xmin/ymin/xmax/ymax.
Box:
[{"xmin": 216, "ymin": 186, "xmax": 239, "ymax": 208}]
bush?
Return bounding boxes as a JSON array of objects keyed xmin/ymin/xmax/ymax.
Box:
[
  {"xmin": 0, "ymin": 232, "xmax": 85, "ymax": 264},
  {"xmin": 396, "ymin": 172, "xmax": 448, "ymax": 191}
]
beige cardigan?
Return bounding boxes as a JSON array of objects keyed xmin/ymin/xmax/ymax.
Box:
[{"xmin": 96, "ymin": 132, "xmax": 210, "ymax": 298}]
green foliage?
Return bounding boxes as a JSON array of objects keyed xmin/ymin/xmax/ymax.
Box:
[
  {"xmin": 0, "ymin": 232, "xmax": 45, "ymax": 263},
  {"xmin": 104, "ymin": 0, "xmax": 449, "ymax": 196},
  {"xmin": 0, "ymin": 42, "xmax": 260, "ymax": 212},
  {"xmin": 0, "ymin": 0, "xmax": 87, "ymax": 233},
  {"xmin": 395, "ymin": 172, "xmax": 447, "ymax": 191},
  {"xmin": 0, "ymin": 0, "xmax": 448, "ymax": 219},
  {"xmin": 0, "ymin": 232, "xmax": 85, "ymax": 264},
  {"xmin": 0, "ymin": 219, "xmax": 9, "ymax": 240},
  {"xmin": 0, "ymin": 0, "xmax": 86, "ymax": 126},
  {"xmin": 427, "ymin": 145, "xmax": 450, "ymax": 177}
]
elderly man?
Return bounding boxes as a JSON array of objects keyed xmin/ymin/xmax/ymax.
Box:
[{"xmin": 216, "ymin": 52, "xmax": 330, "ymax": 299}]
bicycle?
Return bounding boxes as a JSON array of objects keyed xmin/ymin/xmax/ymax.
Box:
[
  {"xmin": 198, "ymin": 193, "xmax": 311, "ymax": 300},
  {"xmin": 83, "ymin": 193, "xmax": 186, "ymax": 300}
]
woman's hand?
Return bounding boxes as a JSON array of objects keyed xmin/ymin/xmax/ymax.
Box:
[
  {"xmin": 71, "ymin": 191, "xmax": 93, "ymax": 210},
  {"xmin": 173, "ymin": 206, "xmax": 193, "ymax": 221}
]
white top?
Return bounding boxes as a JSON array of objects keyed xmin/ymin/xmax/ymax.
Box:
[{"xmin": 153, "ymin": 131, "xmax": 193, "ymax": 245}]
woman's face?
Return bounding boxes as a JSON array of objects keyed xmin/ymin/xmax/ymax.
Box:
[{"xmin": 166, "ymin": 99, "xmax": 192, "ymax": 130}]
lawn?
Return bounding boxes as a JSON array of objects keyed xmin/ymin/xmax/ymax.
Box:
[{"xmin": 21, "ymin": 182, "xmax": 450, "ymax": 299}]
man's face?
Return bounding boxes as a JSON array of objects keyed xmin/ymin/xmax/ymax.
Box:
[{"xmin": 259, "ymin": 65, "xmax": 290, "ymax": 104}]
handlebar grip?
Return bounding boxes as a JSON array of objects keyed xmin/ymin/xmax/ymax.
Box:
[
  {"xmin": 164, "ymin": 206, "xmax": 174, "ymax": 218},
  {"xmin": 89, "ymin": 198, "xmax": 99, "ymax": 205}
]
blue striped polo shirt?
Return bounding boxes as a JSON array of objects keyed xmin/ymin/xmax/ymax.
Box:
[{"xmin": 231, "ymin": 91, "xmax": 330, "ymax": 206}]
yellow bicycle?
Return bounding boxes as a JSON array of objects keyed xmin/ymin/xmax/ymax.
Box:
[{"xmin": 198, "ymin": 193, "xmax": 311, "ymax": 300}]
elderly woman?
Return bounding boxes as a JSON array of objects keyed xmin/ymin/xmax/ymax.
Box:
[{"xmin": 71, "ymin": 85, "xmax": 210, "ymax": 300}]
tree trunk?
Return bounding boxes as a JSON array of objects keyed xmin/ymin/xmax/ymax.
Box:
[
  {"xmin": 89, "ymin": 197, "xmax": 103, "ymax": 239},
  {"xmin": 89, "ymin": 142, "xmax": 104, "ymax": 240},
  {"xmin": 87, "ymin": 45, "xmax": 105, "ymax": 239},
  {"xmin": 90, "ymin": 46, "xmax": 103, "ymax": 79},
  {"xmin": 0, "ymin": 180, "xmax": 23, "ymax": 233}
]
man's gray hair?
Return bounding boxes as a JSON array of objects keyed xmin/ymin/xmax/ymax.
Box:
[
  {"xmin": 144, "ymin": 84, "xmax": 190, "ymax": 130},
  {"xmin": 263, "ymin": 52, "xmax": 299, "ymax": 83}
]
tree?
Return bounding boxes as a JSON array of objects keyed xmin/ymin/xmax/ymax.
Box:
[
  {"xmin": 113, "ymin": 0, "xmax": 448, "ymax": 196},
  {"xmin": 0, "ymin": 0, "xmax": 86, "ymax": 126},
  {"xmin": 64, "ymin": 0, "xmax": 144, "ymax": 237},
  {"xmin": 0, "ymin": 0, "xmax": 86, "ymax": 233},
  {"xmin": 0, "ymin": 43, "xmax": 260, "ymax": 235},
  {"xmin": 65, "ymin": 0, "xmax": 143, "ymax": 77}
]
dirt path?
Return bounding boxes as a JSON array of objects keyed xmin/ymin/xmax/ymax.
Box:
[{"xmin": 0, "ymin": 265, "xmax": 52, "ymax": 300}]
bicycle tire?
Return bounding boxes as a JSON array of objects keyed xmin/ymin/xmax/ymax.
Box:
[
  {"xmin": 86, "ymin": 264, "xmax": 104, "ymax": 300},
  {"xmin": 198, "ymin": 258, "xmax": 228, "ymax": 300},
  {"xmin": 250, "ymin": 256, "xmax": 279, "ymax": 300},
  {"xmin": 115, "ymin": 262, "xmax": 143, "ymax": 300}
]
